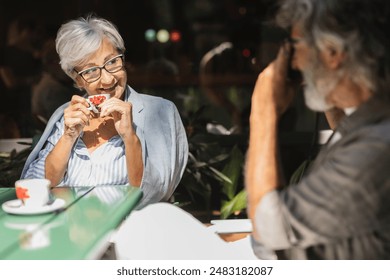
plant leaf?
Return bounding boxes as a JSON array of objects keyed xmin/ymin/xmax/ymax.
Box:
[
  {"xmin": 220, "ymin": 190, "xmax": 247, "ymax": 219},
  {"xmin": 221, "ymin": 145, "xmax": 244, "ymax": 199},
  {"xmin": 208, "ymin": 166, "xmax": 232, "ymax": 184}
]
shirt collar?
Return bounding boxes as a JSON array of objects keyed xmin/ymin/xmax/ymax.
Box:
[
  {"xmin": 336, "ymin": 95, "xmax": 390, "ymax": 136},
  {"xmin": 343, "ymin": 107, "xmax": 357, "ymax": 116},
  {"xmin": 125, "ymin": 85, "xmax": 144, "ymax": 113}
]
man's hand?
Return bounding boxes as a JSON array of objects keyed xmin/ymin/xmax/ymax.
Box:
[{"xmin": 251, "ymin": 42, "xmax": 298, "ymax": 119}]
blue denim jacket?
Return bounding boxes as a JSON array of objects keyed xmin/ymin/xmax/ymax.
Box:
[{"xmin": 21, "ymin": 86, "xmax": 188, "ymax": 209}]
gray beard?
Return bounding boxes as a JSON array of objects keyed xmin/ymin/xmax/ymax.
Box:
[
  {"xmin": 302, "ymin": 76, "xmax": 335, "ymax": 112},
  {"xmin": 301, "ymin": 60, "xmax": 343, "ymax": 112}
]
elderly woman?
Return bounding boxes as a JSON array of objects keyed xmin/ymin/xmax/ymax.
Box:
[{"xmin": 21, "ymin": 15, "xmax": 188, "ymax": 208}]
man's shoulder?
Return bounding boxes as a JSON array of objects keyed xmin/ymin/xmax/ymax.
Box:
[{"xmin": 367, "ymin": 118, "xmax": 390, "ymax": 143}]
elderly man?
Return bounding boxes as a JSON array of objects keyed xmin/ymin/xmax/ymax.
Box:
[{"xmin": 246, "ymin": 0, "xmax": 390, "ymax": 259}]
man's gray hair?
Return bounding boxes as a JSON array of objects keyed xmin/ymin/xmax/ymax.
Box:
[
  {"xmin": 275, "ymin": 0, "xmax": 390, "ymax": 94},
  {"xmin": 55, "ymin": 14, "xmax": 125, "ymax": 79}
]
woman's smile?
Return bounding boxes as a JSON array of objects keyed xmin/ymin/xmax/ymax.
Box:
[{"xmin": 99, "ymin": 83, "xmax": 117, "ymax": 94}]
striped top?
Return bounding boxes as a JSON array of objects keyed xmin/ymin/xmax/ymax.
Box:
[{"xmin": 24, "ymin": 119, "xmax": 129, "ymax": 186}]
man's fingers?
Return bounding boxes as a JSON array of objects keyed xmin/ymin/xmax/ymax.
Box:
[{"xmin": 275, "ymin": 41, "xmax": 291, "ymax": 78}]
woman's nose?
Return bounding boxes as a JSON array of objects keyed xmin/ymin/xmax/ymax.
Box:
[{"xmin": 100, "ymin": 68, "xmax": 115, "ymax": 84}]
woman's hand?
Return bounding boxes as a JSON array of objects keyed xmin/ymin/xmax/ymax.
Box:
[
  {"xmin": 99, "ymin": 98, "xmax": 135, "ymax": 139},
  {"xmin": 63, "ymin": 95, "xmax": 91, "ymax": 140},
  {"xmin": 99, "ymin": 97, "xmax": 143, "ymax": 186}
]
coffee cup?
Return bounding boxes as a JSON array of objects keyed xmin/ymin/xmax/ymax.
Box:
[
  {"xmin": 87, "ymin": 93, "xmax": 110, "ymax": 114},
  {"xmin": 15, "ymin": 179, "xmax": 51, "ymax": 208}
]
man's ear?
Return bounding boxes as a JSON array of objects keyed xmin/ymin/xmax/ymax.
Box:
[{"xmin": 321, "ymin": 44, "xmax": 346, "ymax": 70}]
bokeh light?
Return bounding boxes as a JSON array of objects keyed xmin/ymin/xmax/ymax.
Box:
[
  {"xmin": 170, "ymin": 30, "xmax": 181, "ymax": 42},
  {"xmin": 145, "ymin": 29, "xmax": 156, "ymax": 42},
  {"xmin": 242, "ymin": 48, "xmax": 251, "ymax": 58},
  {"xmin": 156, "ymin": 29, "xmax": 170, "ymax": 43}
]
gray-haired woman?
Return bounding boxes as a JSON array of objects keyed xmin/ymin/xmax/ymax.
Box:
[{"xmin": 21, "ymin": 15, "xmax": 188, "ymax": 208}]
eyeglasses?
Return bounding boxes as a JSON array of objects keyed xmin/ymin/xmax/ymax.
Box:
[{"xmin": 76, "ymin": 54, "xmax": 124, "ymax": 83}]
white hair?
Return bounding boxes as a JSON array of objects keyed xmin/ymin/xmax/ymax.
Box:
[
  {"xmin": 276, "ymin": 0, "xmax": 389, "ymax": 94},
  {"xmin": 55, "ymin": 15, "xmax": 125, "ymax": 79}
]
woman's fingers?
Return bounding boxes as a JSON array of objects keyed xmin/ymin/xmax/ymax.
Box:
[
  {"xmin": 70, "ymin": 94, "xmax": 89, "ymax": 107},
  {"xmin": 65, "ymin": 103, "xmax": 91, "ymax": 120},
  {"xmin": 70, "ymin": 102, "xmax": 91, "ymax": 116},
  {"xmin": 99, "ymin": 98, "xmax": 132, "ymax": 118},
  {"xmin": 64, "ymin": 96, "xmax": 92, "ymax": 134}
]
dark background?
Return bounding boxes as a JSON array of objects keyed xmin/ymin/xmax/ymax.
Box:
[
  {"xmin": 0, "ymin": 0, "xmax": 278, "ymax": 70},
  {"xmin": 0, "ymin": 0, "xmax": 321, "ymax": 215},
  {"xmin": 1, "ymin": 0, "xmax": 296, "ymax": 136}
]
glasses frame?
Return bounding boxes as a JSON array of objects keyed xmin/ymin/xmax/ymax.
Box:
[{"xmin": 76, "ymin": 54, "xmax": 124, "ymax": 83}]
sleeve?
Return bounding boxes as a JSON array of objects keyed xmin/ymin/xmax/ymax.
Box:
[
  {"xmin": 253, "ymin": 184, "xmax": 334, "ymax": 253},
  {"xmin": 136, "ymin": 99, "xmax": 188, "ymax": 209},
  {"xmin": 23, "ymin": 120, "xmax": 64, "ymax": 179},
  {"xmin": 254, "ymin": 134, "xmax": 390, "ymax": 251},
  {"xmin": 253, "ymin": 191, "xmax": 297, "ymax": 250}
]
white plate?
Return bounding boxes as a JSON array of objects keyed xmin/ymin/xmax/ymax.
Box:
[
  {"xmin": 1, "ymin": 198, "xmax": 65, "ymax": 215},
  {"xmin": 209, "ymin": 219, "xmax": 252, "ymax": 234}
]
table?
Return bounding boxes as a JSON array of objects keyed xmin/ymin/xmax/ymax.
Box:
[{"xmin": 0, "ymin": 185, "xmax": 142, "ymax": 259}]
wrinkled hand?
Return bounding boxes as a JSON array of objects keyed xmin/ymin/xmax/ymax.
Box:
[
  {"xmin": 251, "ymin": 43, "xmax": 299, "ymax": 118},
  {"xmin": 63, "ymin": 95, "xmax": 91, "ymax": 140},
  {"xmin": 99, "ymin": 98, "xmax": 134, "ymax": 139}
]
